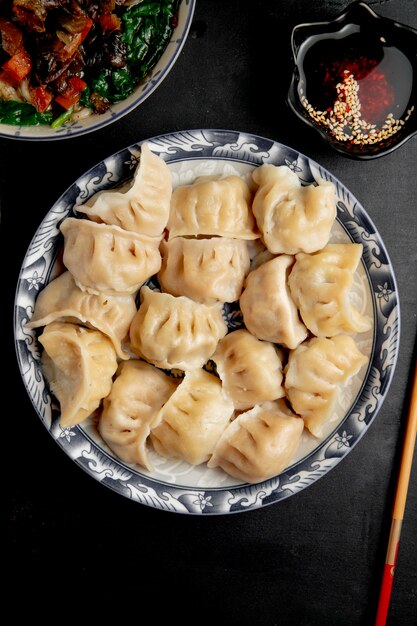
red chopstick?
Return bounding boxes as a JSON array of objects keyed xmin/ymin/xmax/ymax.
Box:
[{"xmin": 375, "ymin": 359, "xmax": 417, "ymax": 626}]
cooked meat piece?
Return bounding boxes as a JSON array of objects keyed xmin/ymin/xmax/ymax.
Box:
[
  {"xmin": 103, "ymin": 32, "xmax": 125, "ymax": 68},
  {"xmin": 13, "ymin": 0, "xmax": 66, "ymax": 33},
  {"xmin": 0, "ymin": 17, "xmax": 24, "ymax": 55},
  {"xmin": 89, "ymin": 90, "xmax": 109, "ymax": 113}
]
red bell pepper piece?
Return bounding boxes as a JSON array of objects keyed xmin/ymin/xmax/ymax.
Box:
[
  {"xmin": 2, "ymin": 48, "xmax": 32, "ymax": 82},
  {"xmin": 56, "ymin": 76, "xmax": 87, "ymax": 109},
  {"xmin": 80, "ymin": 17, "xmax": 93, "ymax": 43},
  {"xmin": 99, "ymin": 14, "xmax": 121, "ymax": 32},
  {"xmin": 31, "ymin": 85, "xmax": 53, "ymax": 112},
  {"xmin": 55, "ymin": 73, "xmax": 87, "ymax": 110},
  {"xmin": 55, "ymin": 93, "xmax": 79, "ymax": 110},
  {"xmin": 66, "ymin": 76, "xmax": 87, "ymax": 95},
  {"xmin": 0, "ymin": 68, "xmax": 20, "ymax": 89}
]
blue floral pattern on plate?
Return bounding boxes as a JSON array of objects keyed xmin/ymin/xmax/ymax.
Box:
[{"xmin": 14, "ymin": 129, "xmax": 400, "ymax": 514}]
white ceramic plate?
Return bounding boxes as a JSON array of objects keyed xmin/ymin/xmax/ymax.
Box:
[
  {"xmin": 14, "ymin": 129, "xmax": 400, "ymax": 514},
  {"xmin": 0, "ymin": 1, "xmax": 195, "ymax": 141}
]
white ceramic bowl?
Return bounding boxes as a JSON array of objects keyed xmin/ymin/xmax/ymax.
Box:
[{"xmin": 0, "ymin": 1, "xmax": 195, "ymax": 141}]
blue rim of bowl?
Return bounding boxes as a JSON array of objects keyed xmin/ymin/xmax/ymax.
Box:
[
  {"xmin": 14, "ymin": 129, "xmax": 400, "ymax": 514},
  {"xmin": 0, "ymin": 0, "xmax": 196, "ymax": 141},
  {"xmin": 287, "ymin": 0, "xmax": 417, "ymax": 160}
]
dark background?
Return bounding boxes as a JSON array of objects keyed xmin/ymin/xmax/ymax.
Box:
[{"xmin": 2, "ymin": 1, "xmax": 416, "ymax": 623}]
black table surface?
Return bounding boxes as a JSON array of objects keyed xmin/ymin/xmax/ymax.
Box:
[{"xmin": 3, "ymin": 1, "xmax": 417, "ymax": 623}]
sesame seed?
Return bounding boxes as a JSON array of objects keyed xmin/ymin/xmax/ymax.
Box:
[{"xmin": 301, "ymin": 71, "xmax": 414, "ymax": 147}]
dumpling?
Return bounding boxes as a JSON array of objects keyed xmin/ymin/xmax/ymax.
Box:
[
  {"xmin": 208, "ymin": 400, "xmax": 304, "ymax": 483},
  {"xmin": 129, "ymin": 286, "xmax": 227, "ymax": 370},
  {"xmin": 288, "ymin": 243, "xmax": 371, "ymax": 336},
  {"xmin": 26, "ymin": 271, "xmax": 136, "ymax": 359},
  {"xmin": 77, "ymin": 144, "xmax": 172, "ymax": 237},
  {"xmin": 212, "ymin": 329, "xmax": 285, "ymax": 410},
  {"xmin": 158, "ymin": 237, "xmax": 250, "ymax": 303},
  {"xmin": 151, "ymin": 369, "xmax": 234, "ymax": 465},
  {"xmin": 39, "ymin": 322, "xmax": 118, "ymax": 428},
  {"xmin": 99, "ymin": 360, "xmax": 177, "ymax": 470},
  {"xmin": 167, "ymin": 175, "xmax": 259, "ymax": 240},
  {"xmin": 239, "ymin": 255, "xmax": 307, "ymax": 349},
  {"xmin": 252, "ymin": 164, "xmax": 336, "ymax": 254},
  {"xmin": 61, "ymin": 218, "xmax": 161, "ymax": 295},
  {"xmin": 284, "ymin": 335, "xmax": 368, "ymax": 438}
]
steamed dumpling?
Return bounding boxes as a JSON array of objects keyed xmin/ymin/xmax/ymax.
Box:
[
  {"xmin": 39, "ymin": 322, "xmax": 118, "ymax": 427},
  {"xmin": 26, "ymin": 271, "xmax": 136, "ymax": 359},
  {"xmin": 208, "ymin": 400, "xmax": 304, "ymax": 483},
  {"xmin": 151, "ymin": 369, "xmax": 234, "ymax": 465},
  {"xmin": 158, "ymin": 237, "xmax": 250, "ymax": 303},
  {"xmin": 252, "ymin": 164, "xmax": 336, "ymax": 254},
  {"xmin": 288, "ymin": 243, "xmax": 371, "ymax": 336},
  {"xmin": 239, "ymin": 255, "xmax": 307, "ymax": 349},
  {"xmin": 212, "ymin": 329, "xmax": 285, "ymax": 410},
  {"xmin": 61, "ymin": 218, "xmax": 161, "ymax": 295},
  {"xmin": 99, "ymin": 360, "xmax": 177, "ymax": 470},
  {"xmin": 284, "ymin": 335, "xmax": 368, "ymax": 438},
  {"xmin": 77, "ymin": 144, "xmax": 172, "ymax": 237},
  {"xmin": 129, "ymin": 286, "xmax": 227, "ymax": 370},
  {"xmin": 167, "ymin": 175, "xmax": 259, "ymax": 240}
]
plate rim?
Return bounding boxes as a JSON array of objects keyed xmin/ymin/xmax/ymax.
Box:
[{"xmin": 13, "ymin": 128, "xmax": 400, "ymax": 514}]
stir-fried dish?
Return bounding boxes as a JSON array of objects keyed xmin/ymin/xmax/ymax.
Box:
[{"xmin": 0, "ymin": 0, "xmax": 179, "ymax": 126}]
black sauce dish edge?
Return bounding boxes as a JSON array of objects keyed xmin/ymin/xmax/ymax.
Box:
[{"xmin": 287, "ymin": 1, "xmax": 417, "ymax": 160}]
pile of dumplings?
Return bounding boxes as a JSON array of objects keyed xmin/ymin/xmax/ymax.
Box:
[{"xmin": 27, "ymin": 144, "xmax": 371, "ymax": 484}]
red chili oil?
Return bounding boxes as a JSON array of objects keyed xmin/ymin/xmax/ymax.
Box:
[{"xmin": 298, "ymin": 26, "xmax": 413, "ymax": 125}]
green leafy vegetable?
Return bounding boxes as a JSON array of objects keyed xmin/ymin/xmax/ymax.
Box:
[
  {"xmin": 91, "ymin": 70, "xmax": 112, "ymax": 99},
  {"xmin": 0, "ymin": 100, "xmax": 53, "ymax": 125},
  {"xmin": 51, "ymin": 106, "xmax": 74, "ymax": 129},
  {"xmin": 124, "ymin": 4, "xmax": 161, "ymax": 19},
  {"xmin": 86, "ymin": 1, "xmax": 178, "ymax": 105},
  {"xmin": 110, "ymin": 69, "xmax": 136, "ymax": 101},
  {"xmin": 79, "ymin": 85, "xmax": 93, "ymax": 108}
]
